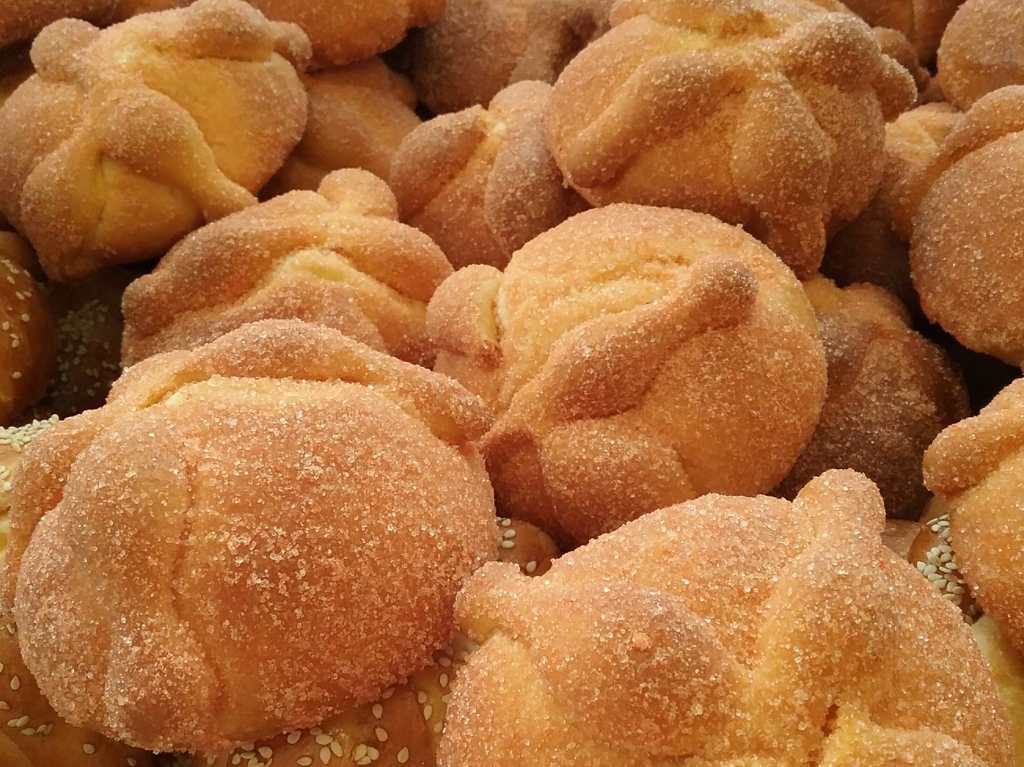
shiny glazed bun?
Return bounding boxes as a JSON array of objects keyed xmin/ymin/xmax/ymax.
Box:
[
  {"xmin": 408, "ymin": 0, "xmax": 614, "ymax": 114},
  {"xmin": 440, "ymin": 470, "xmax": 1014, "ymax": 767},
  {"xmin": 0, "ymin": 0, "xmax": 310, "ymax": 281},
  {"xmin": 824, "ymin": 101, "xmax": 961, "ymax": 308},
  {"xmin": 0, "ymin": 232, "xmax": 54, "ymax": 425},
  {"xmin": 265, "ymin": 59, "xmax": 420, "ymax": 196},
  {"xmin": 924, "ymin": 378, "xmax": 1024, "ymax": 656},
  {"xmin": 247, "ymin": 0, "xmax": 445, "ymax": 68},
  {"xmin": 896, "ymin": 86, "xmax": 1024, "ymax": 364},
  {"xmin": 843, "ymin": 0, "xmax": 964, "ymax": 63},
  {"xmin": 545, "ymin": 0, "xmax": 917, "ymax": 278},
  {"xmin": 391, "ymin": 80, "xmax": 586, "ymax": 270},
  {"xmin": 938, "ymin": 0, "xmax": 1024, "ymax": 109},
  {"xmin": 2, "ymin": 319, "xmax": 497, "ymax": 753},
  {"xmin": 429, "ymin": 205, "xmax": 827, "ymax": 544},
  {"xmin": 122, "ymin": 170, "xmax": 452, "ymax": 367},
  {"xmin": 778, "ymin": 277, "xmax": 968, "ymax": 519}
]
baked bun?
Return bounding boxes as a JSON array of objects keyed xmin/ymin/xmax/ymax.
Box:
[
  {"xmin": 938, "ymin": 0, "xmax": 1024, "ymax": 109},
  {"xmin": 0, "ymin": 417, "xmax": 58, "ymax": 551},
  {"xmin": 428, "ymin": 205, "xmax": 826, "ymax": 544},
  {"xmin": 122, "ymin": 170, "xmax": 452, "ymax": 367},
  {"xmin": 896, "ymin": 86, "xmax": 1024, "ymax": 364},
  {"xmin": 0, "ymin": 232, "xmax": 54, "ymax": 425},
  {"xmin": 972, "ymin": 616, "xmax": 1024, "ymax": 765},
  {"xmin": 247, "ymin": 0, "xmax": 444, "ymax": 69},
  {"xmin": 391, "ymin": 81, "xmax": 586, "ymax": 270},
  {"xmin": 2, "ymin": 319, "xmax": 497, "ymax": 752},
  {"xmin": 265, "ymin": 59, "xmax": 420, "ymax": 197},
  {"xmin": 545, "ymin": 0, "xmax": 916, "ymax": 278},
  {"xmin": 0, "ymin": 0, "xmax": 189, "ymax": 48},
  {"xmin": 0, "ymin": 0, "xmax": 310, "ymax": 281},
  {"xmin": 408, "ymin": 0, "xmax": 613, "ymax": 114},
  {"xmin": 198, "ymin": 520, "xmax": 559, "ymax": 767},
  {"xmin": 778, "ymin": 277, "xmax": 968, "ymax": 519},
  {"xmin": 440, "ymin": 470, "xmax": 1014, "ymax": 766},
  {"xmin": 824, "ymin": 101, "xmax": 960, "ymax": 309},
  {"xmin": 844, "ymin": 0, "xmax": 965, "ymax": 63},
  {"xmin": 874, "ymin": 26, "xmax": 932, "ymax": 94},
  {"xmin": 924, "ymin": 378, "xmax": 1024, "ymax": 656}
]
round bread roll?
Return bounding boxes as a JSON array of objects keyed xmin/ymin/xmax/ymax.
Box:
[
  {"xmin": 0, "ymin": 0, "xmax": 311, "ymax": 282},
  {"xmin": 873, "ymin": 26, "xmax": 932, "ymax": 94},
  {"xmin": 843, "ymin": 0, "xmax": 964, "ymax": 63},
  {"xmin": 1, "ymin": 319, "xmax": 497, "ymax": 752},
  {"xmin": 0, "ymin": 0, "xmax": 188, "ymax": 48},
  {"xmin": 924, "ymin": 378, "xmax": 1024, "ymax": 657},
  {"xmin": 0, "ymin": 232, "xmax": 54, "ymax": 425},
  {"xmin": 265, "ymin": 58, "xmax": 420, "ymax": 197},
  {"xmin": 895, "ymin": 86, "xmax": 1024, "ymax": 364},
  {"xmin": 197, "ymin": 521, "xmax": 559, "ymax": 767},
  {"xmin": 246, "ymin": 0, "xmax": 444, "ymax": 69},
  {"xmin": 428, "ymin": 205, "xmax": 827, "ymax": 544},
  {"xmin": 777, "ymin": 277, "xmax": 969, "ymax": 519},
  {"xmin": 0, "ymin": 417, "xmax": 58, "ymax": 552},
  {"xmin": 121, "ymin": 169, "xmax": 452, "ymax": 367},
  {"xmin": 824, "ymin": 101, "xmax": 961, "ymax": 309},
  {"xmin": 439, "ymin": 470, "xmax": 1014, "ymax": 766},
  {"xmin": 972, "ymin": 616, "xmax": 1024, "ymax": 765},
  {"xmin": 391, "ymin": 81, "xmax": 586, "ymax": 271},
  {"xmin": 938, "ymin": 0, "xmax": 1024, "ymax": 109},
  {"xmin": 407, "ymin": 0, "xmax": 613, "ymax": 114},
  {"xmin": 544, "ymin": 0, "xmax": 917, "ymax": 278}
]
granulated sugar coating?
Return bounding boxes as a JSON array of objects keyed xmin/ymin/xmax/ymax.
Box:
[
  {"xmin": 407, "ymin": 0, "xmax": 613, "ymax": 114},
  {"xmin": 841, "ymin": 0, "xmax": 963, "ymax": 64},
  {"xmin": 440, "ymin": 470, "xmax": 1014, "ymax": 767},
  {"xmin": 925, "ymin": 378, "xmax": 1024, "ymax": 659},
  {"xmin": 429, "ymin": 205, "xmax": 826, "ymax": 543},
  {"xmin": 938, "ymin": 0, "xmax": 1024, "ymax": 109},
  {"xmin": 391, "ymin": 80, "xmax": 587, "ymax": 271},
  {"xmin": 0, "ymin": 0, "xmax": 310, "ymax": 281},
  {"xmin": 897, "ymin": 86, "xmax": 1024, "ymax": 365},
  {"xmin": 1, "ymin": 320, "xmax": 498, "ymax": 753},
  {"xmin": 777, "ymin": 277, "xmax": 969, "ymax": 520},
  {"xmin": 0, "ymin": 231, "xmax": 54, "ymax": 425},
  {"xmin": 544, "ymin": 0, "xmax": 917, "ymax": 278},
  {"xmin": 121, "ymin": 169, "xmax": 451, "ymax": 367}
]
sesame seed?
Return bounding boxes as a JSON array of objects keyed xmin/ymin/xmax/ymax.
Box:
[
  {"xmin": 371, "ymin": 704, "xmax": 383, "ymax": 719},
  {"xmin": 9, "ymin": 676, "xmax": 19, "ymax": 691},
  {"xmin": 297, "ymin": 758, "xmax": 313, "ymax": 767},
  {"xmin": 525, "ymin": 561, "xmax": 538, "ymax": 573},
  {"xmin": 83, "ymin": 744, "xmax": 96, "ymax": 755},
  {"xmin": 374, "ymin": 727, "xmax": 388, "ymax": 742},
  {"xmin": 315, "ymin": 734, "xmax": 332, "ymax": 746},
  {"xmin": 330, "ymin": 741, "xmax": 344, "ymax": 757},
  {"xmin": 500, "ymin": 540, "xmax": 515, "ymax": 549},
  {"xmin": 258, "ymin": 746, "xmax": 273, "ymax": 759},
  {"xmin": 397, "ymin": 747, "xmax": 409, "ymax": 764},
  {"xmin": 319, "ymin": 746, "xmax": 331, "ymax": 764},
  {"xmin": 287, "ymin": 731, "xmax": 302, "ymax": 745},
  {"xmin": 422, "ymin": 705, "xmax": 433, "ymax": 721}
]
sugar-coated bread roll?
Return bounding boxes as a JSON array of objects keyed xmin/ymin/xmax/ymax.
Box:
[
  {"xmin": 0, "ymin": 0, "xmax": 188, "ymax": 48},
  {"xmin": 938, "ymin": 0, "xmax": 1024, "ymax": 109},
  {"xmin": 0, "ymin": 417, "xmax": 58, "ymax": 551},
  {"xmin": 0, "ymin": 0, "xmax": 311, "ymax": 282},
  {"xmin": 972, "ymin": 616, "xmax": 1024, "ymax": 766},
  {"xmin": 896, "ymin": 86, "xmax": 1024, "ymax": 364},
  {"xmin": 428, "ymin": 205, "xmax": 827, "ymax": 544},
  {"xmin": 247, "ymin": 0, "xmax": 445, "ymax": 69},
  {"xmin": 391, "ymin": 81, "xmax": 586, "ymax": 270},
  {"xmin": 545, "ymin": 0, "xmax": 917, "ymax": 278},
  {"xmin": 824, "ymin": 101, "xmax": 960, "ymax": 309},
  {"xmin": 843, "ymin": 0, "xmax": 965, "ymax": 63},
  {"xmin": 0, "ymin": 623, "xmax": 157, "ymax": 767},
  {"xmin": 778, "ymin": 277, "xmax": 968, "ymax": 519},
  {"xmin": 0, "ymin": 233, "xmax": 54, "ymax": 425},
  {"xmin": 925, "ymin": 378, "xmax": 1024, "ymax": 657},
  {"xmin": 907, "ymin": 497, "xmax": 976, "ymax": 615},
  {"xmin": 408, "ymin": 0, "xmax": 614, "ymax": 114},
  {"xmin": 122, "ymin": 170, "xmax": 452, "ymax": 367},
  {"xmin": 440, "ymin": 470, "xmax": 1015, "ymax": 766},
  {"xmin": 1, "ymin": 320, "xmax": 497, "ymax": 752},
  {"xmin": 265, "ymin": 59, "xmax": 420, "ymax": 196},
  {"xmin": 195, "ymin": 521, "xmax": 559, "ymax": 767},
  {"xmin": 873, "ymin": 26, "xmax": 932, "ymax": 94}
]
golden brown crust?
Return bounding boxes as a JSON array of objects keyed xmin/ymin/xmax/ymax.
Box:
[
  {"xmin": 122, "ymin": 169, "xmax": 453, "ymax": 367},
  {"xmin": 777, "ymin": 277, "xmax": 969, "ymax": 519},
  {"xmin": 429, "ymin": 205, "xmax": 826, "ymax": 544},
  {"xmin": 3, "ymin": 319, "xmax": 497, "ymax": 753},
  {"xmin": 0, "ymin": 0, "xmax": 311, "ymax": 281},
  {"xmin": 391, "ymin": 81, "xmax": 587, "ymax": 270},
  {"xmin": 440, "ymin": 470, "xmax": 1014, "ymax": 766},
  {"xmin": 544, "ymin": 0, "xmax": 917, "ymax": 278},
  {"xmin": 938, "ymin": 0, "xmax": 1024, "ymax": 109},
  {"xmin": 972, "ymin": 616, "xmax": 1024, "ymax": 766},
  {"xmin": 896, "ymin": 86, "xmax": 1024, "ymax": 364},
  {"xmin": 247, "ymin": 0, "xmax": 445, "ymax": 69},
  {"xmin": 265, "ymin": 59, "xmax": 420, "ymax": 196},
  {"xmin": 924, "ymin": 378, "xmax": 1024, "ymax": 657},
  {"xmin": 843, "ymin": 0, "xmax": 965, "ymax": 63},
  {"xmin": 0, "ymin": 233, "xmax": 55, "ymax": 425},
  {"xmin": 408, "ymin": 0, "xmax": 614, "ymax": 114}
]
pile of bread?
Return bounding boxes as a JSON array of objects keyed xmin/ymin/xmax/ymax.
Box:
[{"xmin": 0, "ymin": 0, "xmax": 1022, "ymax": 764}]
